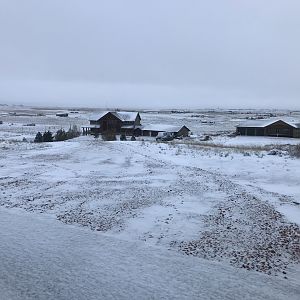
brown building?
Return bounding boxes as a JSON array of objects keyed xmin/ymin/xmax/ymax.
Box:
[
  {"xmin": 237, "ymin": 119, "xmax": 300, "ymax": 138},
  {"xmin": 140, "ymin": 125, "xmax": 190, "ymax": 137},
  {"xmin": 82, "ymin": 111, "xmax": 191, "ymax": 138},
  {"xmin": 82, "ymin": 111, "xmax": 141, "ymax": 135}
]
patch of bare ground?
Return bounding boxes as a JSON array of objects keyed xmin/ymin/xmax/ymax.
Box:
[
  {"xmin": 175, "ymin": 172, "xmax": 300, "ymax": 277},
  {"xmin": 170, "ymin": 139, "xmax": 300, "ymax": 158},
  {"xmin": 56, "ymin": 183, "xmax": 167, "ymax": 232}
]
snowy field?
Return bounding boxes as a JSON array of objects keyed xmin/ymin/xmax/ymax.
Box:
[
  {"xmin": 0, "ymin": 105, "xmax": 300, "ymax": 299},
  {"xmin": 1, "ymin": 207, "xmax": 298, "ymax": 300}
]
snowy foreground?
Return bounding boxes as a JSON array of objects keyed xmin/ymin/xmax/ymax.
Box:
[
  {"xmin": 0, "ymin": 207, "xmax": 298, "ymax": 300},
  {"xmin": 0, "ymin": 136, "xmax": 300, "ymax": 299}
]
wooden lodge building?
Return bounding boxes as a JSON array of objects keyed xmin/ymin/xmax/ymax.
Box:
[
  {"xmin": 82, "ymin": 111, "xmax": 141, "ymax": 136},
  {"xmin": 82, "ymin": 111, "xmax": 190, "ymax": 138},
  {"xmin": 236, "ymin": 119, "xmax": 300, "ymax": 138}
]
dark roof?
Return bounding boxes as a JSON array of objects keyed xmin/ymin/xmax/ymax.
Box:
[
  {"xmin": 141, "ymin": 124, "xmax": 190, "ymax": 133},
  {"xmin": 90, "ymin": 111, "xmax": 139, "ymax": 122},
  {"xmin": 237, "ymin": 118, "xmax": 300, "ymax": 129}
]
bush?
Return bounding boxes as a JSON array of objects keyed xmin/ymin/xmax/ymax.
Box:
[
  {"xmin": 35, "ymin": 125, "xmax": 80, "ymax": 144},
  {"xmin": 55, "ymin": 126, "xmax": 81, "ymax": 142},
  {"xmin": 120, "ymin": 134, "xmax": 127, "ymax": 141},
  {"xmin": 34, "ymin": 132, "xmax": 43, "ymax": 143},
  {"xmin": 42, "ymin": 131, "xmax": 53, "ymax": 142},
  {"xmin": 130, "ymin": 135, "xmax": 136, "ymax": 141},
  {"xmin": 66, "ymin": 125, "xmax": 81, "ymax": 139},
  {"xmin": 55, "ymin": 129, "xmax": 68, "ymax": 141}
]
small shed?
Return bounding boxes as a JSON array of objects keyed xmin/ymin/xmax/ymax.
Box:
[{"xmin": 140, "ymin": 125, "xmax": 190, "ymax": 137}]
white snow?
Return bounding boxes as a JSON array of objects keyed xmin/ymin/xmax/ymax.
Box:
[
  {"xmin": 0, "ymin": 106, "xmax": 300, "ymax": 299},
  {"xmin": 210, "ymin": 135, "xmax": 300, "ymax": 146},
  {"xmin": 0, "ymin": 207, "xmax": 299, "ymax": 300}
]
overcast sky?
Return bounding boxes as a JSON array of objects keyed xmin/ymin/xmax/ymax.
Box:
[{"xmin": 0, "ymin": 0, "xmax": 299, "ymax": 109}]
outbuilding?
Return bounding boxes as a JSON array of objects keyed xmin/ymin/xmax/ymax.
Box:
[
  {"xmin": 236, "ymin": 119, "xmax": 300, "ymax": 138},
  {"xmin": 140, "ymin": 124, "xmax": 190, "ymax": 138}
]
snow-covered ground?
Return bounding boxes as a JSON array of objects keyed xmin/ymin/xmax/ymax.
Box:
[
  {"xmin": 0, "ymin": 106, "xmax": 300, "ymax": 298},
  {"xmin": 211, "ymin": 135, "xmax": 300, "ymax": 146},
  {"xmin": 1, "ymin": 207, "xmax": 299, "ymax": 300}
]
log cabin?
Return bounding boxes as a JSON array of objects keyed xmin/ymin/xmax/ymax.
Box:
[
  {"xmin": 82, "ymin": 111, "xmax": 141, "ymax": 135},
  {"xmin": 82, "ymin": 111, "xmax": 190, "ymax": 138}
]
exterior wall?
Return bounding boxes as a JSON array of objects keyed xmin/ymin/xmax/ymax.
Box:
[
  {"xmin": 293, "ymin": 128, "xmax": 300, "ymax": 138},
  {"xmin": 99, "ymin": 113, "xmax": 123, "ymax": 133},
  {"xmin": 177, "ymin": 127, "xmax": 190, "ymax": 137},
  {"xmin": 122, "ymin": 121, "xmax": 134, "ymax": 126},
  {"xmin": 120, "ymin": 127, "xmax": 134, "ymax": 136},
  {"xmin": 265, "ymin": 121, "xmax": 293, "ymax": 137},
  {"xmin": 236, "ymin": 127, "xmax": 246, "ymax": 135},
  {"xmin": 134, "ymin": 128, "xmax": 142, "ymax": 136},
  {"xmin": 237, "ymin": 121, "xmax": 300, "ymax": 138},
  {"xmin": 237, "ymin": 127, "xmax": 261, "ymax": 136},
  {"xmin": 142, "ymin": 130, "xmax": 160, "ymax": 137},
  {"xmin": 142, "ymin": 127, "xmax": 189, "ymax": 138},
  {"xmin": 119, "ymin": 114, "xmax": 141, "ymax": 136},
  {"xmin": 88, "ymin": 112, "xmax": 141, "ymax": 136},
  {"xmin": 90, "ymin": 128, "xmax": 101, "ymax": 135},
  {"xmin": 142, "ymin": 130, "xmax": 150, "ymax": 137}
]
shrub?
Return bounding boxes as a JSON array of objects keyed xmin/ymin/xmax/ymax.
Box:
[
  {"xmin": 42, "ymin": 131, "xmax": 53, "ymax": 142},
  {"xmin": 34, "ymin": 132, "xmax": 43, "ymax": 143},
  {"xmin": 35, "ymin": 125, "xmax": 80, "ymax": 144},
  {"xmin": 55, "ymin": 129, "xmax": 68, "ymax": 141},
  {"xmin": 120, "ymin": 134, "xmax": 127, "ymax": 141},
  {"xmin": 66, "ymin": 125, "xmax": 81, "ymax": 139},
  {"xmin": 54, "ymin": 126, "xmax": 81, "ymax": 142}
]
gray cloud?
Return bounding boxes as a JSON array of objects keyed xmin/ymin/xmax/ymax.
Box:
[{"xmin": 0, "ymin": 0, "xmax": 299, "ymax": 108}]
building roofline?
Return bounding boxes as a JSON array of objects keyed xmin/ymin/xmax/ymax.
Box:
[{"xmin": 237, "ymin": 118, "xmax": 300, "ymax": 129}]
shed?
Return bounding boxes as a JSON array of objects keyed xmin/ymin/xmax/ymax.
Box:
[
  {"xmin": 236, "ymin": 119, "xmax": 300, "ymax": 138},
  {"xmin": 140, "ymin": 124, "xmax": 190, "ymax": 137}
]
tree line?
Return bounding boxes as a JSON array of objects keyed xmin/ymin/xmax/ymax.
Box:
[{"xmin": 34, "ymin": 125, "xmax": 80, "ymax": 143}]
